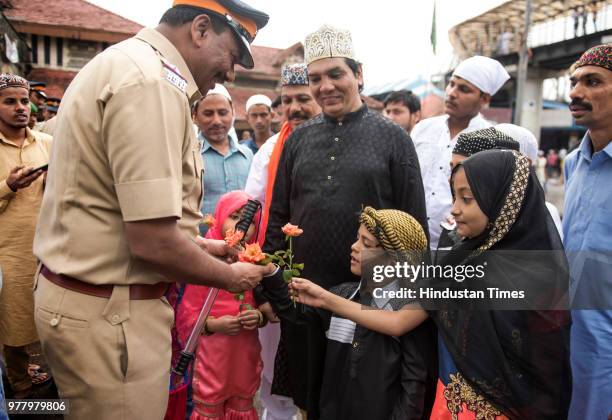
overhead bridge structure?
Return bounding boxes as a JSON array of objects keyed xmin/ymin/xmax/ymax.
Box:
[{"xmin": 450, "ymin": 0, "xmax": 611, "ymax": 140}]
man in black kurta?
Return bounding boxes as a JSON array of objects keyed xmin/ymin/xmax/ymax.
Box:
[{"xmin": 263, "ymin": 24, "xmax": 428, "ymax": 419}]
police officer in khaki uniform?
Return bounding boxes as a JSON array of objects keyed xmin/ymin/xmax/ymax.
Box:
[{"xmin": 32, "ymin": 2, "xmax": 272, "ymax": 419}]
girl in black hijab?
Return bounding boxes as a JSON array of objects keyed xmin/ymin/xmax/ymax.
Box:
[{"xmin": 427, "ymin": 149, "xmax": 571, "ymax": 419}]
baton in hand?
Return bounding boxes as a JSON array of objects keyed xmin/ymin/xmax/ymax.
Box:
[{"xmin": 173, "ymin": 199, "xmax": 262, "ymax": 376}]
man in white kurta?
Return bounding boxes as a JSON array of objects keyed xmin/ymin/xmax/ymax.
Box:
[{"xmin": 411, "ymin": 56, "xmax": 509, "ymax": 249}]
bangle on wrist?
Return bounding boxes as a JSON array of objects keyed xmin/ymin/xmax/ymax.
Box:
[{"xmin": 257, "ymin": 310, "xmax": 264, "ymax": 327}]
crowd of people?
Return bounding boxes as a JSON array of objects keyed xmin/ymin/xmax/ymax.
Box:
[{"xmin": 0, "ymin": 1, "xmax": 611, "ymax": 420}]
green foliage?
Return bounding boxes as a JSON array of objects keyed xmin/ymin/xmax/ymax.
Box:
[{"xmin": 282, "ymin": 269, "xmax": 293, "ymax": 283}]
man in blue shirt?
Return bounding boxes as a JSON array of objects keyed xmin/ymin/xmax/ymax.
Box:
[
  {"xmin": 563, "ymin": 44, "xmax": 612, "ymax": 420},
  {"xmin": 193, "ymin": 84, "xmax": 253, "ymax": 234}
]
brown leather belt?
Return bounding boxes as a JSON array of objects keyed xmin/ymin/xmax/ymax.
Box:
[{"xmin": 40, "ymin": 265, "xmax": 168, "ymax": 300}]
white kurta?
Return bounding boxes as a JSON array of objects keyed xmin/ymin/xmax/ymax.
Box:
[
  {"xmin": 244, "ymin": 132, "xmax": 279, "ymax": 206},
  {"xmin": 411, "ymin": 114, "xmax": 491, "ymax": 249}
]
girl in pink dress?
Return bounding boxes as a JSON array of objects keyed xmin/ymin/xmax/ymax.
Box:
[{"xmin": 176, "ymin": 191, "xmax": 265, "ymax": 420}]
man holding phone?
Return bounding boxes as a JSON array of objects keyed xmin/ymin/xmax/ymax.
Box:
[{"xmin": 0, "ymin": 73, "xmax": 52, "ymax": 398}]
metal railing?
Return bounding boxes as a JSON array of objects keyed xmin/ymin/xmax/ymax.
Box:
[{"xmin": 528, "ymin": 2, "xmax": 611, "ymax": 48}]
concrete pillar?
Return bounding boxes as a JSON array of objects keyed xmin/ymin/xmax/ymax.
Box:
[{"xmin": 518, "ymin": 77, "xmax": 543, "ymax": 143}]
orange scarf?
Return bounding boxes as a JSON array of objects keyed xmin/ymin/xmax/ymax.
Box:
[{"xmin": 257, "ymin": 121, "xmax": 293, "ymax": 245}]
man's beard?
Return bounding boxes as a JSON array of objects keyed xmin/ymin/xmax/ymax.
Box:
[{"xmin": 7, "ymin": 113, "xmax": 29, "ymax": 129}]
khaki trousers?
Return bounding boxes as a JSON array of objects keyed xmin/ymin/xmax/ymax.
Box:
[{"xmin": 34, "ymin": 274, "xmax": 174, "ymax": 420}]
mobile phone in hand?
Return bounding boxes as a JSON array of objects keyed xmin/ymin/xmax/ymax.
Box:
[{"xmin": 26, "ymin": 163, "xmax": 48, "ymax": 176}]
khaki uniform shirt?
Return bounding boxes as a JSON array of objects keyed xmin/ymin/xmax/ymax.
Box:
[
  {"xmin": 34, "ymin": 28, "xmax": 203, "ymax": 286},
  {"xmin": 0, "ymin": 128, "xmax": 52, "ymax": 345}
]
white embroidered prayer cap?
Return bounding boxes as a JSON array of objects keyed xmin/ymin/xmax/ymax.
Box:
[{"xmin": 304, "ymin": 24, "xmax": 356, "ymax": 65}]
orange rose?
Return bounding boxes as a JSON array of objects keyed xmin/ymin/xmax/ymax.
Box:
[
  {"xmin": 202, "ymin": 214, "xmax": 216, "ymax": 228},
  {"xmin": 282, "ymin": 223, "xmax": 303, "ymax": 237},
  {"xmin": 224, "ymin": 228, "xmax": 245, "ymax": 247},
  {"xmin": 239, "ymin": 243, "xmax": 266, "ymax": 264}
]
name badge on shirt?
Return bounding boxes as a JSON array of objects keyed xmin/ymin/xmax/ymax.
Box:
[{"xmin": 163, "ymin": 66, "xmax": 187, "ymax": 93}]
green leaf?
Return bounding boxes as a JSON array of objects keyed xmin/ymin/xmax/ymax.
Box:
[
  {"xmin": 293, "ymin": 263, "xmax": 304, "ymax": 270},
  {"xmin": 282, "ymin": 269, "xmax": 293, "ymax": 283},
  {"xmin": 291, "ymin": 269, "xmax": 301, "ymax": 276},
  {"xmin": 259, "ymin": 256, "xmax": 273, "ymax": 265},
  {"xmin": 234, "ymin": 293, "xmax": 244, "ymax": 301},
  {"xmin": 274, "ymin": 250, "xmax": 286, "ymax": 257}
]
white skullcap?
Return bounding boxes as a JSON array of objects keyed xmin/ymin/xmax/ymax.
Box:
[
  {"xmin": 452, "ymin": 56, "xmax": 510, "ymax": 95},
  {"xmin": 246, "ymin": 94, "xmax": 272, "ymax": 112},
  {"xmin": 206, "ymin": 83, "xmax": 232, "ymax": 104},
  {"xmin": 495, "ymin": 123, "xmax": 539, "ymax": 162}
]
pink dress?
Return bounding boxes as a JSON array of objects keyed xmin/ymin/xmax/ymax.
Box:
[
  {"xmin": 176, "ymin": 191, "xmax": 264, "ymax": 420},
  {"xmin": 177, "ymin": 285, "xmax": 262, "ymax": 420}
]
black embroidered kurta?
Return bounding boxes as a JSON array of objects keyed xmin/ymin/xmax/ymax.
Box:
[{"xmin": 263, "ymin": 104, "xmax": 429, "ymax": 418}]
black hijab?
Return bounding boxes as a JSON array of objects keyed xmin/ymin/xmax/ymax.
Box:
[{"xmin": 431, "ymin": 150, "xmax": 572, "ymax": 419}]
